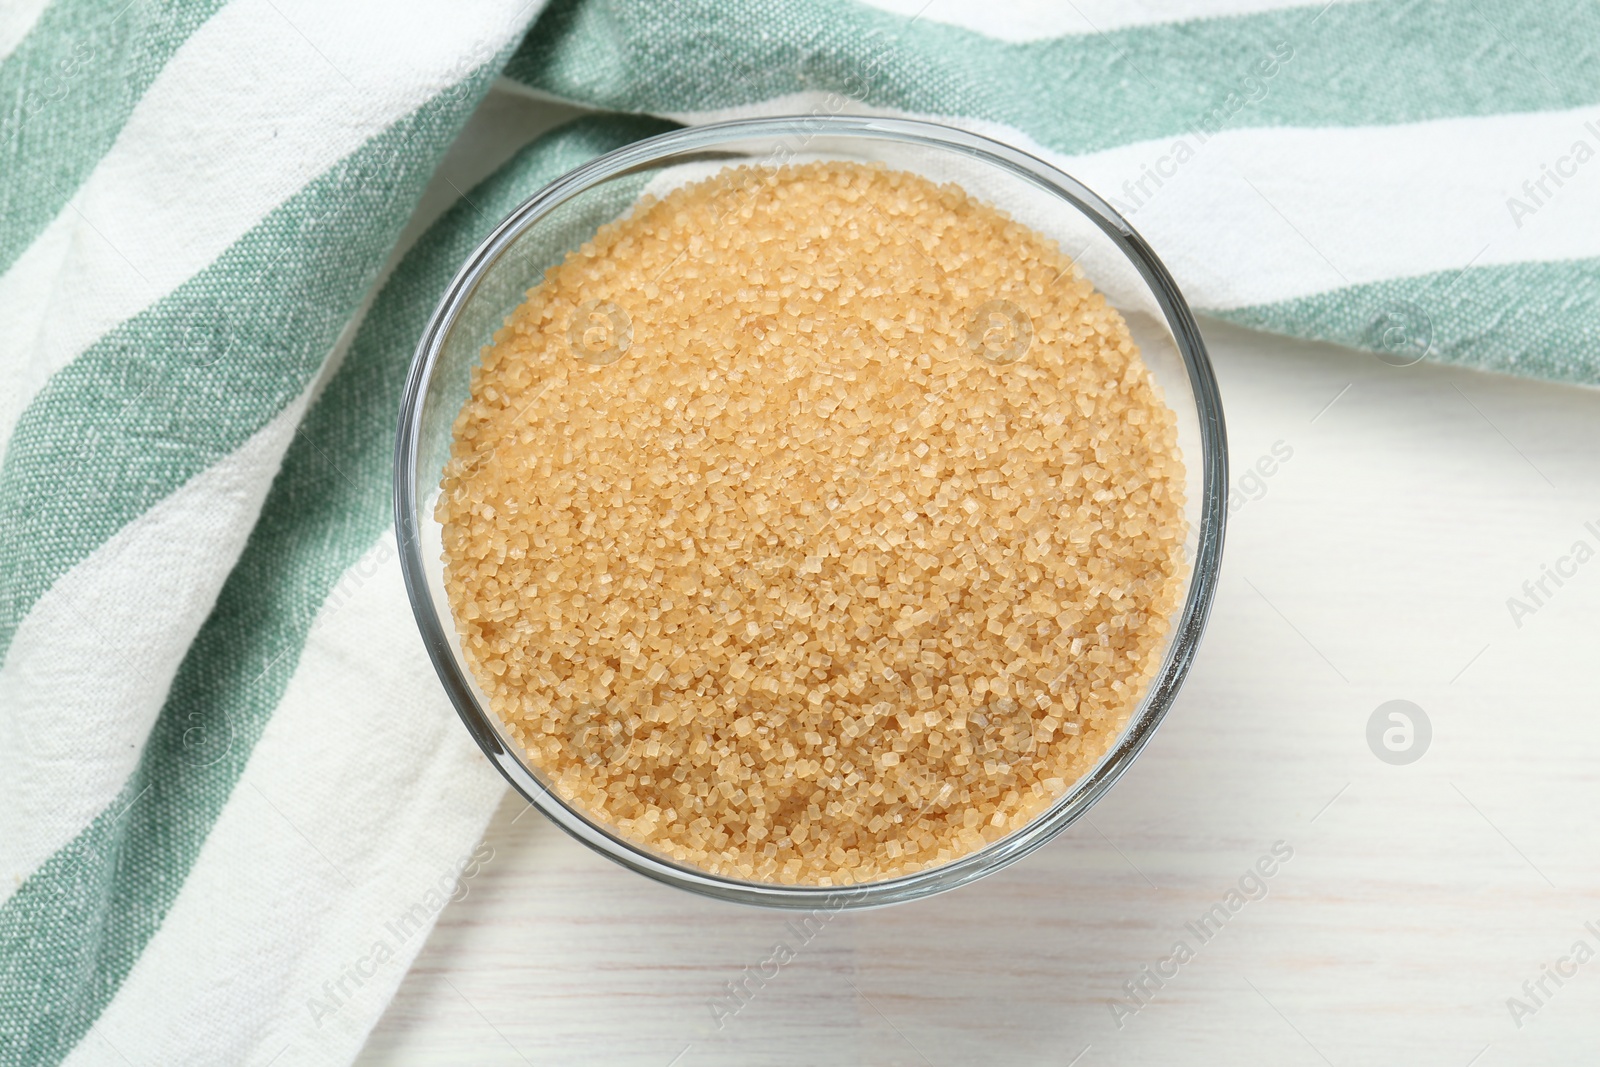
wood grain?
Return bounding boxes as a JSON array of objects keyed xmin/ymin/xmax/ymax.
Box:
[{"xmin": 357, "ymin": 315, "xmax": 1600, "ymax": 1066}]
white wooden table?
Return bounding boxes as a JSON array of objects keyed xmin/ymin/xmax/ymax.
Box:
[
  {"xmin": 357, "ymin": 317, "xmax": 1600, "ymax": 1067},
  {"xmin": 358, "ymin": 92, "xmax": 1600, "ymax": 1067}
]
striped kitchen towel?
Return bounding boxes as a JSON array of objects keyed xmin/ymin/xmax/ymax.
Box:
[{"xmin": 1, "ymin": 1, "xmax": 1595, "ymax": 1064}]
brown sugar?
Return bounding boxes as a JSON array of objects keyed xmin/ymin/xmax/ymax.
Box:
[{"xmin": 437, "ymin": 161, "xmax": 1186, "ymax": 885}]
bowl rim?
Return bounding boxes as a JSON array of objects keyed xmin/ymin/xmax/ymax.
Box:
[{"xmin": 394, "ymin": 114, "xmax": 1228, "ymax": 909}]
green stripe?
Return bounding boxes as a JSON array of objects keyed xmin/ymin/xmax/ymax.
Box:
[
  {"xmin": 508, "ymin": 0, "xmax": 1600, "ymax": 155},
  {"xmin": 0, "ymin": 114, "xmax": 670, "ymax": 1067},
  {"xmin": 1210, "ymin": 256, "xmax": 1600, "ymax": 386},
  {"xmin": 0, "ymin": 63, "xmax": 507, "ymax": 662},
  {"xmin": 0, "ymin": 0, "xmax": 229, "ymax": 276}
]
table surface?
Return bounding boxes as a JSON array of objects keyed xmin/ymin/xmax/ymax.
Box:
[{"xmin": 357, "ymin": 92, "xmax": 1600, "ymax": 1067}]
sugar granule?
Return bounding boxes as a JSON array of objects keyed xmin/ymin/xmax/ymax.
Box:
[{"xmin": 437, "ymin": 161, "xmax": 1187, "ymax": 885}]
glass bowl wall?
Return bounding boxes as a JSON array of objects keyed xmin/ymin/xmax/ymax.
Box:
[{"xmin": 395, "ymin": 116, "xmax": 1227, "ymax": 909}]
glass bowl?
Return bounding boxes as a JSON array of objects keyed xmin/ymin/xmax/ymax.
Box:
[{"xmin": 394, "ymin": 115, "xmax": 1226, "ymax": 909}]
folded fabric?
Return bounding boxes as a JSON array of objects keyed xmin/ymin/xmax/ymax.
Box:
[{"xmin": 1, "ymin": 1, "xmax": 1594, "ymax": 1065}]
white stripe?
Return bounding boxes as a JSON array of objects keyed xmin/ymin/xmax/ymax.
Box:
[
  {"xmin": 664, "ymin": 95, "xmax": 1600, "ymax": 309},
  {"xmin": 1082, "ymin": 107, "xmax": 1600, "ymax": 308},
  {"xmin": 852, "ymin": 0, "xmax": 1359, "ymax": 42},
  {"xmin": 0, "ymin": 0, "xmax": 531, "ymax": 451},
  {"xmin": 0, "ymin": 397, "xmax": 307, "ymax": 907},
  {"xmin": 0, "ymin": 0, "xmax": 50, "ymax": 62},
  {"xmin": 59, "ymin": 533, "xmax": 505, "ymax": 1067}
]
